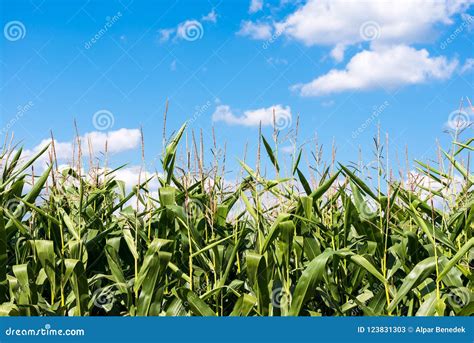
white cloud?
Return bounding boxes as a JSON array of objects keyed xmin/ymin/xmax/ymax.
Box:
[
  {"xmin": 158, "ymin": 28, "xmax": 174, "ymax": 43},
  {"xmin": 321, "ymin": 100, "xmax": 335, "ymax": 107},
  {"xmin": 238, "ymin": 0, "xmax": 471, "ymax": 93},
  {"xmin": 243, "ymin": 0, "xmax": 471, "ymax": 62},
  {"xmin": 460, "ymin": 58, "xmax": 474, "ymax": 74},
  {"xmin": 212, "ymin": 104, "xmax": 292, "ymax": 127},
  {"xmin": 83, "ymin": 128, "xmax": 141, "ymax": 154},
  {"xmin": 237, "ymin": 21, "xmax": 273, "ymax": 40},
  {"xmin": 277, "ymin": 0, "xmax": 473, "ymax": 48},
  {"xmin": 293, "ymin": 45, "xmax": 458, "ymax": 96},
  {"xmin": 202, "ymin": 9, "xmax": 217, "ymax": 23},
  {"xmin": 330, "ymin": 43, "xmax": 346, "ymax": 62},
  {"xmin": 112, "ymin": 165, "xmax": 159, "ymax": 190},
  {"xmin": 249, "ymin": 0, "xmax": 264, "ymax": 13},
  {"xmin": 281, "ymin": 145, "xmax": 295, "ymax": 154},
  {"xmin": 89, "ymin": 166, "xmax": 161, "ymax": 210},
  {"xmin": 170, "ymin": 59, "xmax": 177, "ymax": 71},
  {"xmin": 406, "ymin": 171, "xmax": 465, "ymax": 209},
  {"xmin": 24, "ymin": 128, "xmax": 141, "ymax": 164}
]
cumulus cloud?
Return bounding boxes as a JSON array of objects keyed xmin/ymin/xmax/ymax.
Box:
[
  {"xmin": 236, "ymin": 0, "xmax": 470, "ymax": 95},
  {"xmin": 241, "ymin": 0, "xmax": 472, "ymax": 68},
  {"xmin": 281, "ymin": 145, "xmax": 295, "ymax": 154},
  {"xmin": 330, "ymin": 44, "xmax": 346, "ymax": 63},
  {"xmin": 202, "ymin": 9, "xmax": 217, "ymax": 23},
  {"xmin": 84, "ymin": 129, "xmax": 141, "ymax": 154},
  {"xmin": 158, "ymin": 28, "xmax": 175, "ymax": 43},
  {"xmin": 212, "ymin": 104, "xmax": 292, "ymax": 127},
  {"xmin": 112, "ymin": 165, "xmax": 159, "ymax": 189},
  {"xmin": 293, "ymin": 45, "xmax": 458, "ymax": 96},
  {"xmin": 460, "ymin": 58, "xmax": 474, "ymax": 74},
  {"xmin": 24, "ymin": 128, "xmax": 141, "ymax": 164},
  {"xmin": 86, "ymin": 166, "xmax": 160, "ymax": 210},
  {"xmin": 237, "ymin": 21, "xmax": 273, "ymax": 40},
  {"xmin": 277, "ymin": 0, "xmax": 472, "ymax": 48},
  {"xmin": 406, "ymin": 171, "xmax": 466, "ymax": 209},
  {"xmin": 249, "ymin": 0, "xmax": 264, "ymax": 13}
]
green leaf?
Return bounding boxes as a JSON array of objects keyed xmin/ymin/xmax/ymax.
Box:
[
  {"xmin": 122, "ymin": 228, "xmax": 138, "ymax": 260},
  {"xmin": 350, "ymin": 255, "xmax": 386, "ymax": 285},
  {"xmin": 437, "ymin": 237, "xmax": 474, "ymax": 282},
  {"xmin": 33, "ymin": 240, "xmax": 56, "ymax": 303},
  {"xmin": 310, "ymin": 171, "xmax": 341, "ymax": 201},
  {"xmin": 230, "ymin": 294, "xmax": 257, "ymax": 316},
  {"xmin": 289, "ymin": 249, "xmax": 350, "ymax": 315},
  {"xmin": 64, "ymin": 259, "xmax": 89, "ymax": 315},
  {"xmin": 261, "ymin": 135, "xmax": 279, "ymax": 172},
  {"xmin": 246, "ymin": 252, "xmax": 270, "ymax": 316},
  {"xmin": 0, "ymin": 208, "xmax": 7, "ymax": 302},
  {"xmin": 137, "ymin": 251, "xmax": 171, "ymax": 316},
  {"xmin": 176, "ymin": 288, "xmax": 216, "ymax": 316},
  {"xmin": 388, "ymin": 257, "xmax": 437, "ymax": 312}
]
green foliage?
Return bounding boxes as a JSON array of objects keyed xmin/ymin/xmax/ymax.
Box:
[{"xmin": 0, "ymin": 128, "xmax": 472, "ymax": 316}]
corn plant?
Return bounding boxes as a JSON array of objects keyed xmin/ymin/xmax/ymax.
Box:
[{"xmin": 0, "ymin": 124, "xmax": 472, "ymax": 316}]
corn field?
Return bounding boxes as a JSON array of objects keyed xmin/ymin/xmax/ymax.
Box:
[{"xmin": 0, "ymin": 123, "xmax": 472, "ymax": 316}]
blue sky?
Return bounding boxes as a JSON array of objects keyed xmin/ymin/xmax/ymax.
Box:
[{"xmin": 0, "ymin": 0, "xmax": 473, "ymax": 179}]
